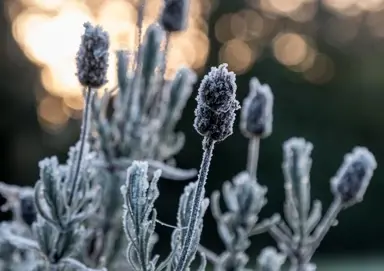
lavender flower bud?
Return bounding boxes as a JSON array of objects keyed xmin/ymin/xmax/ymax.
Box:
[
  {"xmin": 160, "ymin": 0, "xmax": 190, "ymax": 32},
  {"xmin": 224, "ymin": 172, "xmax": 267, "ymax": 225},
  {"xmin": 257, "ymin": 247, "xmax": 286, "ymax": 271},
  {"xmin": 331, "ymin": 147, "xmax": 377, "ymax": 205},
  {"xmin": 76, "ymin": 22, "xmax": 109, "ymax": 88},
  {"xmin": 194, "ymin": 64, "xmax": 240, "ymax": 142},
  {"xmin": 282, "ymin": 137, "xmax": 313, "ymax": 213},
  {"xmin": 240, "ymin": 78, "xmax": 274, "ymax": 138},
  {"xmin": 283, "ymin": 138, "xmax": 313, "ymax": 187}
]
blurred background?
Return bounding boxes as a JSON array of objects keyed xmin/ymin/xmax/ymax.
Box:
[{"xmin": 1, "ymin": 0, "xmax": 384, "ymax": 269}]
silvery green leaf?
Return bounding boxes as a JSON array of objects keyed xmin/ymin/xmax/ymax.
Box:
[
  {"xmin": 222, "ymin": 181, "xmax": 239, "ymax": 212},
  {"xmin": 141, "ymin": 24, "xmax": 163, "ymax": 107},
  {"xmin": 158, "ymin": 132, "xmax": 186, "ymax": 161},
  {"xmin": 163, "ymin": 67, "xmax": 196, "ymax": 130},
  {"xmin": 94, "ymin": 158, "xmax": 197, "ymax": 180},
  {"xmin": 33, "ymin": 181, "xmax": 59, "ymax": 229},
  {"xmin": 54, "ymin": 226, "xmax": 86, "ymax": 260},
  {"xmin": 306, "ymin": 200, "xmax": 322, "ymax": 235},
  {"xmin": 210, "ymin": 190, "xmax": 223, "ymax": 220},
  {"xmin": 250, "ymin": 214, "xmax": 280, "ymax": 236},
  {"xmin": 121, "ymin": 161, "xmax": 163, "ymax": 271},
  {"xmin": 33, "ymin": 218, "xmax": 55, "ymax": 257},
  {"xmin": 2, "ymin": 229, "xmax": 40, "ymax": 253},
  {"xmin": 117, "ymin": 50, "xmax": 129, "ymax": 93},
  {"xmin": 196, "ymin": 251, "xmax": 207, "ymax": 271},
  {"xmin": 283, "ymin": 199, "xmax": 299, "ymax": 232},
  {"xmin": 61, "ymin": 257, "xmax": 107, "ymax": 271},
  {"xmin": 171, "ymin": 182, "xmax": 209, "ymax": 270},
  {"xmin": 65, "ymin": 142, "xmax": 90, "ymax": 186},
  {"xmin": 38, "ymin": 158, "xmax": 64, "ymax": 227},
  {"xmin": 125, "ymin": 242, "xmax": 139, "ymax": 269},
  {"xmin": 155, "ymin": 247, "xmax": 175, "ymax": 271}
]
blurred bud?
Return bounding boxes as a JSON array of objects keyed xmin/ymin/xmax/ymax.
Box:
[
  {"xmin": 240, "ymin": 78, "xmax": 274, "ymax": 138},
  {"xmin": 331, "ymin": 147, "xmax": 377, "ymax": 206},
  {"xmin": 194, "ymin": 64, "xmax": 240, "ymax": 142},
  {"xmin": 116, "ymin": 50, "xmax": 129, "ymax": 91},
  {"xmin": 165, "ymin": 67, "xmax": 196, "ymax": 123},
  {"xmin": 282, "ymin": 138, "xmax": 313, "ymax": 191},
  {"xmin": 215, "ymin": 252, "xmax": 248, "ymax": 271},
  {"xmin": 160, "ymin": 0, "xmax": 190, "ymax": 32},
  {"xmin": 20, "ymin": 194, "xmax": 36, "ymax": 226},
  {"xmin": 76, "ymin": 22, "xmax": 110, "ymax": 88},
  {"xmin": 282, "ymin": 137, "xmax": 313, "ymax": 214},
  {"xmin": 223, "ymin": 171, "xmax": 267, "ymax": 227},
  {"xmin": 257, "ymin": 247, "xmax": 286, "ymax": 271},
  {"xmin": 141, "ymin": 24, "xmax": 163, "ymax": 87}
]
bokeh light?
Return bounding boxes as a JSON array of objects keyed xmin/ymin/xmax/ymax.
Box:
[
  {"xmin": 214, "ymin": 0, "xmax": 384, "ymax": 84},
  {"xmin": 219, "ymin": 39, "xmax": 256, "ymax": 74},
  {"xmin": 273, "ymin": 32, "xmax": 308, "ymax": 67},
  {"xmin": 5, "ymin": 0, "xmax": 212, "ymax": 132},
  {"xmin": 7, "ymin": 0, "xmax": 384, "ymax": 132}
]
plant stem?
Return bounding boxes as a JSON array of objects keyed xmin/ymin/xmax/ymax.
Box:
[
  {"xmin": 291, "ymin": 197, "xmax": 343, "ymax": 271},
  {"xmin": 135, "ymin": 0, "xmax": 146, "ymax": 67},
  {"xmin": 247, "ymin": 136, "xmax": 260, "ymax": 179},
  {"xmin": 296, "ymin": 174, "xmax": 309, "ymax": 269},
  {"xmin": 197, "ymin": 244, "xmax": 219, "ymax": 264},
  {"xmin": 175, "ymin": 137, "xmax": 215, "ymax": 271},
  {"xmin": 160, "ymin": 32, "xmax": 170, "ymax": 86},
  {"xmin": 308, "ymin": 197, "xmax": 343, "ymax": 258},
  {"xmin": 68, "ymin": 87, "xmax": 94, "ymax": 206}
]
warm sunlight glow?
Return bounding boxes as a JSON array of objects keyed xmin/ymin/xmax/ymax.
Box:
[
  {"xmin": 38, "ymin": 95, "xmax": 69, "ymax": 132},
  {"xmin": 273, "ymin": 32, "xmax": 309, "ymax": 67},
  {"xmin": 6, "ymin": 0, "xmax": 211, "ymax": 131},
  {"xmin": 219, "ymin": 39, "xmax": 256, "ymax": 74}
]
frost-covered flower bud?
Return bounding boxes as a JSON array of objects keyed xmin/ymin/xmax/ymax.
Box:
[
  {"xmin": 331, "ymin": 147, "xmax": 377, "ymax": 206},
  {"xmin": 282, "ymin": 137, "xmax": 313, "ymax": 211},
  {"xmin": 160, "ymin": 0, "xmax": 190, "ymax": 32},
  {"xmin": 76, "ymin": 22, "xmax": 109, "ymax": 88},
  {"xmin": 223, "ymin": 172, "xmax": 267, "ymax": 226},
  {"xmin": 283, "ymin": 138, "xmax": 313, "ymax": 187},
  {"xmin": 194, "ymin": 64, "xmax": 240, "ymax": 142},
  {"xmin": 240, "ymin": 78, "xmax": 274, "ymax": 138},
  {"xmin": 257, "ymin": 247, "xmax": 286, "ymax": 271}
]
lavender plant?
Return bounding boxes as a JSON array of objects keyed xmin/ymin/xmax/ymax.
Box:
[
  {"xmin": 0, "ymin": 0, "xmax": 379, "ymax": 270},
  {"xmin": 267, "ymin": 139, "xmax": 377, "ymax": 271},
  {"xmin": 81, "ymin": 0, "xmax": 198, "ymax": 267},
  {"xmin": 120, "ymin": 161, "xmax": 208, "ymax": 271},
  {"xmin": 196, "ymin": 78, "xmax": 277, "ymax": 271},
  {"xmin": 196, "ymin": 78, "xmax": 377, "ymax": 271}
]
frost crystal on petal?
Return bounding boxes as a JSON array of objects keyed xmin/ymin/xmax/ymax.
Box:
[
  {"xmin": 194, "ymin": 63, "xmax": 240, "ymax": 142},
  {"xmin": 76, "ymin": 22, "xmax": 110, "ymax": 88}
]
